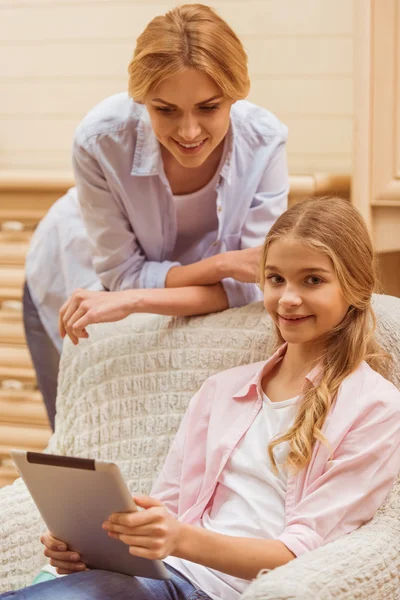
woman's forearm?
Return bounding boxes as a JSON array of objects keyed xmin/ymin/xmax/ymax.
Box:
[
  {"xmin": 131, "ymin": 284, "xmax": 229, "ymax": 317},
  {"xmin": 165, "ymin": 247, "xmax": 261, "ymax": 288},
  {"xmin": 165, "ymin": 255, "xmax": 228, "ymax": 288},
  {"xmin": 175, "ymin": 523, "xmax": 295, "ymax": 580}
]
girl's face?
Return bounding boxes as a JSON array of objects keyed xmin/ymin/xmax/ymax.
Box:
[
  {"xmin": 263, "ymin": 237, "xmax": 350, "ymax": 347},
  {"xmin": 144, "ymin": 68, "xmax": 233, "ymax": 169}
]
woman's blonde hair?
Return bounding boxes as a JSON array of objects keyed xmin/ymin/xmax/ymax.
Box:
[
  {"xmin": 128, "ymin": 4, "xmax": 250, "ymax": 101},
  {"xmin": 259, "ymin": 197, "xmax": 392, "ymax": 474}
]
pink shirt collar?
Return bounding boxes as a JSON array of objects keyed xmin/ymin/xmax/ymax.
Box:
[{"xmin": 232, "ymin": 343, "xmax": 323, "ymax": 400}]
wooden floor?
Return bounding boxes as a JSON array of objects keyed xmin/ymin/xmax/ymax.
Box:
[{"xmin": 0, "ymin": 203, "xmax": 53, "ymax": 487}]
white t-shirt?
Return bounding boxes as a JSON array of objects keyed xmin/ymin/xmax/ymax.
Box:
[{"xmin": 166, "ymin": 391, "xmax": 300, "ymax": 600}]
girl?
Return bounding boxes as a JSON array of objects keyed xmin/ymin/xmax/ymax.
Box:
[
  {"xmin": 9, "ymin": 197, "xmax": 400, "ymax": 600},
  {"xmin": 23, "ymin": 3, "xmax": 289, "ymax": 429}
]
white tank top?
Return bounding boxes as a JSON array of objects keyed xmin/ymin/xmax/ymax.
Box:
[
  {"xmin": 166, "ymin": 391, "xmax": 300, "ymax": 600},
  {"xmin": 171, "ymin": 142, "xmax": 228, "ymax": 262}
]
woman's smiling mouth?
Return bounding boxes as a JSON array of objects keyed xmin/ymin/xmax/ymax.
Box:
[{"xmin": 173, "ymin": 138, "xmax": 208, "ymax": 154}]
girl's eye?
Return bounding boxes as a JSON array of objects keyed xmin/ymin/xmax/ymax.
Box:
[
  {"xmin": 306, "ymin": 276, "xmax": 323, "ymax": 285},
  {"xmin": 267, "ymin": 274, "xmax": 285, "ymax": 285}
]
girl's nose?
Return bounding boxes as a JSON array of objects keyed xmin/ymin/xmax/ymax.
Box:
[{"xmin": 279, "ymin": 287, "xmax": 302, "ymax": 308}]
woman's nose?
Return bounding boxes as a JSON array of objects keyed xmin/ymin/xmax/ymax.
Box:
[{"xmin": 177, "ymin": 116, "xmax": 202, "ymax": 141}]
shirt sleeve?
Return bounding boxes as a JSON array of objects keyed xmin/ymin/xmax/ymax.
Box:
[
  {"xmin": 150, "ymin": 410, "xmax": 189, "ymax": 518},
  {"xmin": 221, "ymin": 141, "xmax": 289, "ymax": 308},
  {"xmin": 72, "ymin": 131, "xmax": 180, "ymax": 292},
  {"xmin": 277, "ymin": 389, "xmax": 400, "ymax": 557}
]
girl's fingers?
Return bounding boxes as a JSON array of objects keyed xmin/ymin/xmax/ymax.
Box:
[
  {"xmin": 108, "ymin": 506, "xmax": 158, "ymax": 529},
  {"xmin": 56, "ymin": 568, "xmax": 76, "ymax": 575},
  {"xmin": 109, "ymin": 532, "xmax": 159, "ymax": 549},
  {"xmin": 43, "ymin": 548, "xmax": 81, "ymax": 562},
  {"xmin": 105, "ymin": 523, "xmax": 155, "ymax": 536},
  {"xmin": 40, "ymin": 532, "xmax": 86, "ymax": 570},
  {"xmin": 50, "ymin": 559, "xmax": 86, "ymax": 572},
  {"xmin": 128, "ymin": 545, "xmax": 161, "ymax": 560},
  {"xmin": 40, "ymin": 533, "xmax": 66, "ymax": 551},
  {"xmin": 134, "ymin": 495, "xmax": 163, "ymax": 509}
]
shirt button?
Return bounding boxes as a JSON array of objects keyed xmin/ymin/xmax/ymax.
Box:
[{"xmin": 217, "ymin": 206, "xmax": 222, "ymax": 213}]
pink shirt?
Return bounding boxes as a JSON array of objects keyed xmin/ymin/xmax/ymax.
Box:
[{"xmin": 152, "ymin": 344, "xmax": 400, "ymax": 558}]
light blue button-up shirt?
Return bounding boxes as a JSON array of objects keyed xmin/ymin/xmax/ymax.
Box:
[{"xmin": 26, "ymin": 93, "xmax": 289, "ymax": 350}]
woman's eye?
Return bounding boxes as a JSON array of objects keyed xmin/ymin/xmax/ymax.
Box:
[
  {"xmin": 306, "ymin": 276, "xmax": 323, "ymax": 285},
  {"xmin": 155, "ymin": 107, "xmax": 175, "ymax": 114},
  {"xmin": 267, "ymin": 274, "xmax": 284, "ymax": 285},
  {"xmin": 199, "ymin": 105, "xmax": 219, "ymax": 112}
]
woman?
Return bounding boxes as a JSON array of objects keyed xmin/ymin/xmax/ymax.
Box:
[{"xmin": 24, "ymin": 4, "xmax": 289, "ymax": 429}]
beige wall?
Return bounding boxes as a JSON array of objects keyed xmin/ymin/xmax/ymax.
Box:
[{"xmin": 0, "ymin": 0, "xmax": 353, "ymax": 174}]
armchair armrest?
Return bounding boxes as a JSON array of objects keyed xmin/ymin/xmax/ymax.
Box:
[
  {"xmin": 241, "ymin": 513, "xmax": 400, "ymax": 600},
  {"xmin": 0, "ymin": 478, "xmax": 48, "ymax": 592}
]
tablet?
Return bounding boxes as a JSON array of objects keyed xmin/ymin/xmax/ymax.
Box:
[{"xmin": 11, "ymin": 450, "xmax": 170, "ymax": 580}]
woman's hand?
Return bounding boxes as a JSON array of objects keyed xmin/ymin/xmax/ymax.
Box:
[
  {"xmin": 59, "ymin": 289, "xmax": 135, "ymax": 344},
  {"xmin": 102, "ymin": 495, "xmax": 182, "ymax": 560},
  {"xmin": 41, "ymin": 531, "xmax": 87, "ymax": 575},
  {"xmin": 221, "ymin": 246, "xmax": 263, "ymax": 283}
]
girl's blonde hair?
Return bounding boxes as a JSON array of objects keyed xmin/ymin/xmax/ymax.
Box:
[
  {"xmin": 259, "ymin": 197, "xmax": 392, "ymax": 473},
  {"xmin": 128, "ymin": 4, "xmax": 250, "ymax": 101}
]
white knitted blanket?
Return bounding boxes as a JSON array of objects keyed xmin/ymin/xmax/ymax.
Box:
[{"xmin": 0, "ymin": 296, "xmax": 399, "ymax": 598}]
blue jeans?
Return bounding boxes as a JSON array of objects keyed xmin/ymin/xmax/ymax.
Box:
[
  {"xmin": 23, "ymin": 282, "xmax": 60, "ymax": 431},
  {"xmin": 0, "ymin": 566, "xmax": 211, "ymax": 600}
]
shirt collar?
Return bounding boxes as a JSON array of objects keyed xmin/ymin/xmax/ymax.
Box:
[
  {"xmin": 232, "ymin": 343, "xmax": 323, "ymax": 400},
  {"xmin": 131, "ymin": 107, "xmax": 162, "ymax": 176},
  {"xmin": 131, "ymin": 107, "xmax": 235, "ymax": 183}
]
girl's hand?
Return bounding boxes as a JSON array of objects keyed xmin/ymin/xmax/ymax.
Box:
[
  {"xmin": 40, "ymin": 531, "xmax": 87, "ymax": 575},
  {"xmin": 59, "ymin": 289, "xmax": 134, "ymax": 344},
  {"xmin": 102, "ymin": 495, "xmax": 182, "ymax": 560}
]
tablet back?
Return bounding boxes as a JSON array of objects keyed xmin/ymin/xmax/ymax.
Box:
[{"xmin": 11, "ymin": 450, "xmax": 170, "ymax": 580}]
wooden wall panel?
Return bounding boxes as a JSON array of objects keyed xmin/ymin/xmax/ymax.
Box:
[
  {"xmin": 0, "ymin": 0, "xmax": 354, "ymax": 174},
  {"xmin": 0, "ymin": 37, "xmax": 353, "ymax": 79},
  {"xmin": 0, "ymin": 1, "xmax": 353, "ymax": 40}
]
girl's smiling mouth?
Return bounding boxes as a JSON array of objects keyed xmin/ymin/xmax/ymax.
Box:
[{"xmin": 278, "ymin": 314, "xmax": 313, "ymax": 324}]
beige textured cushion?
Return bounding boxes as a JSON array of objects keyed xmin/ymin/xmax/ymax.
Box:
[{"xmin": 0, "ymin": 294, "xmax": 399, "ymax": 597}]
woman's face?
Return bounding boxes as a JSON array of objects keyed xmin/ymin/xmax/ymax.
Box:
[{"xmin": 144, "ymin": 69, "xmax": 234, "ymax": 169}]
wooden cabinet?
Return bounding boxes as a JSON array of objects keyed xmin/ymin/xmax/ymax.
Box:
[{"xmin": 353, "ymin": 0, "xmax": 400, "ymax": 296}]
